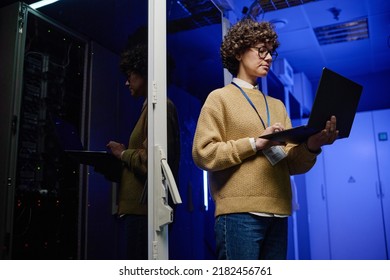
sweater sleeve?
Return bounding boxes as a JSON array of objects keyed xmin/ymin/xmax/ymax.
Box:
[
  {"xmin": 285, "ymin": 142, "xmax": 318, "ymax": 175},
  {"xmin": 282, "ymin": 111, "xmax": 320, "ymax": 174},
  {"xmin": 121, "ymin": 110, "xmax": 148, "ymax": 176},
  {"xmin": 121, "ymin": 144, "xmax": 147, "ymax": 176},
  {"xmin": 268, "ymin": 106, "xmax": 318, "ymax": 175},
  {"xmin": 192, "ymin": 93, "xmax": 256, "ymax": 172}
]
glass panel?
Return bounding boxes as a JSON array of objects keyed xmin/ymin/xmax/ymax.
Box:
[
  {"xmin": 110, "ymin": 2, "xmax": 149, "ymax": 259},
  {"xmin": 39, "ymin": 0, "xmax": 150, "ymax": 260},
  {"xmin": 80, "ymin": 0, "xmax": 149, "ymax": 260},
  {"xmin": 167, "ymin": 0, "xmax": 223, "ymax": 260}
]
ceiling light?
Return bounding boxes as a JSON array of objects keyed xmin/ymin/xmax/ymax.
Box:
[
  {"xmin": 270, "ymin": 19, "xmax": 288, "ymax": 29},
  {"xmin": 30, "ymin": 0, "xmax": 60, "ymax": 9}
]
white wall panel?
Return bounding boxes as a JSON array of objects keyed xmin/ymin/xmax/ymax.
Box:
[{"xmin": 323, "ymin": 112, "xmax": 387, "ymax": 259}]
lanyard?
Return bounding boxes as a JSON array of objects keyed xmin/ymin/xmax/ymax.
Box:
[{"xmin": 231, "ymin": 82, "xmax": 270, "ymax": 129}]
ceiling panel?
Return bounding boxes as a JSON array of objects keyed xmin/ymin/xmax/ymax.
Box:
[
  {"xmin": 368, "ymin": 0, "xmax": 390, "ymax": 14},
  {"xmin": 277, "ymin": 28, "xmax": 319, "ymax": 51},
  {"xmin": 321, "ymin": 39, "xmax": 370, "ymax": 62},
  {"xmin": 375, "ymin": 51, "xmax": 390, "ymax": 72},
  {"xmin": 369, "ymin": 13, "xmax": 390, "ymax": 52}
]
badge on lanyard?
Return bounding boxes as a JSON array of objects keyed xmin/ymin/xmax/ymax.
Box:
[{"xmin": 262, "ymin": 145, "xmax": 287, "ymax": 166}]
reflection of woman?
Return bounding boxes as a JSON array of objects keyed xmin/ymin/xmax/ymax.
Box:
[
  {"xmin": 192, "ymin": 19, "xmax": 338, "ymax": 260},
  {"xmin": 107, "ymin": 44, "xmax": 180, "ymax": 259}
]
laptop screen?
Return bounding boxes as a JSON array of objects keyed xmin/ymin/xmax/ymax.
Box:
[{"xmin": 307, "ymin": 67, "xmax": 363, "ymax": 138}]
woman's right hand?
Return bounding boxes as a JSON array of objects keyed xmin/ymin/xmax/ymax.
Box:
[
  {"xmin": 106, "ymin": 141, "xmax": 126, "ymax": 159},
  {"xmin": 255, "ymin": 122, "xmax": 285, "ymax": 151}
]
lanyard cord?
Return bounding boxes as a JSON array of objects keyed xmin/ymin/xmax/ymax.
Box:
[{"xmin": 231, "ymin": 82, "xmax": 270, "ymax": 129}]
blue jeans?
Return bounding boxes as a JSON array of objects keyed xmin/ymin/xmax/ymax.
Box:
[{"xmin": 215, "ymin": 213, "xmax": 288, "ymax": 260}]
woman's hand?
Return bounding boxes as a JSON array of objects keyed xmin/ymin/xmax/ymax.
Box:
[
  {"xmin": 255, "ymin": 122, "xmax": 285, "ymax": 151},
  {"xmin": 106, "ymin": 141, "xmax": 126, "ymax": 159},
  {"xmin": 306, "ymin": 115, "xmax": 339, "ymax": 152}
]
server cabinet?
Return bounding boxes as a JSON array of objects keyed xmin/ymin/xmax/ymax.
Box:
[
  {"xmin": 305, "ymin": 109, "xmax": 390, "ymax": 259},
  {"xmin": 372, "ymin": 109, "xmax": 390, "ymax": 257},
  {"xmin": 305, "ymin": 151, "xmax": 331, "ymax": 259},
  {"xmin": 0, "ymin": 2, "xmax": 88, "ymax": 259},
  {"xmin": 324, "ymin": 111, "xmax": 387, "ymax": 259}
]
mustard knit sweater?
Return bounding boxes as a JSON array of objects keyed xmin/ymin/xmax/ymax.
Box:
[
  {"xmin": 118, "ymin": 99, "xmax": 180, "ymax": 216},
  {"xmin": 192, "ymin": 84, "xmax": 318, "ymax": 217},
  {"xmin": 119, "ymin": 102, "xmax": 148, "ymax": 215}
]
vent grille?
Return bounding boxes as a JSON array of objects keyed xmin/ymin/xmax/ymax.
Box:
[
  {"xmin": 257, "ymin": 0, "xmax": 316, "ymax": 12},
  {"xmin": 314, "ymin": 18, "xmax": 369, "ymax": 45}
]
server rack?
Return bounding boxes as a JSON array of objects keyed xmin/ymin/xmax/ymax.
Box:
[{"xmin": 0, "ymin": 2, "xmax": 89, "ymax": 259}]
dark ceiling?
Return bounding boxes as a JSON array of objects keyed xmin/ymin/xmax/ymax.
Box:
[
  {"xmin": 1, "ymin": 0, "xmax": 390, "ymax": 112},
  {"xmin": 0, "ymin": 0, "xmax": 221, "ymax": 54}
]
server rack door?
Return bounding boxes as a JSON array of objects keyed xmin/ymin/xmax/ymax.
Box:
[
  {"xmin": 0, "ymin": 2, "xmax": 28, "ymax": 260},
  {"xmin": 1, "ymin": 2, "xmax": 89, "ymax": 259},
  {"xmin": 305, "ymin": 143, "xmax": 331, "ymax": 259}
]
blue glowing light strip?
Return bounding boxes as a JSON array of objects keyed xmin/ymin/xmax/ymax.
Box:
[{"xmin": 203, "ymin": 171, "xmax": 208, "ymax": 211}]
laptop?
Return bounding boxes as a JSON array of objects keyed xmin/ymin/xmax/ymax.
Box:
[
  {"xmin": 260, "ymin": 67, "xmax": 363, "ymax": 144},
  {"xmin": 65, "ymin": 150, "xmax": 122, "ymax": 183}
]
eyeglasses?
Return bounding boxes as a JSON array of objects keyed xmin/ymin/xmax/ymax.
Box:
[{"xmin": 252, "ymin": 46, "xmax": 278, "ymax": 61}]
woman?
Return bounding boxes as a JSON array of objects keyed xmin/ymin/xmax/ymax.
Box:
[{"xmin": 192, "ymin": 19, "xmax": 338, "ymax": 260}]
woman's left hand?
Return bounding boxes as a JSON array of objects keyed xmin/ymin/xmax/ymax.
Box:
[{"xmin": 306, "ymin": 115, "xmax": 338, "ymax": 152}]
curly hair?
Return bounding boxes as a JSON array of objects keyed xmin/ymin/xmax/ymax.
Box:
[
  {"xmin": 221, "ymin": 19, "xmax": 280, "ymax": 76},
  {"xmin": 119, "ymin": 44, "xmax": 148, "ymax": 78}
]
